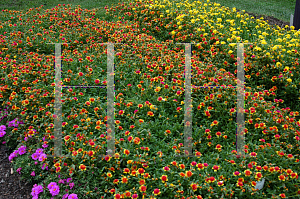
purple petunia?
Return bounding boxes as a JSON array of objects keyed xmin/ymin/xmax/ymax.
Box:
[
  {"xmin": 69, "ymin": 182, "xmax": 74, "ymax": 190},
  {"xmin": 18, "ymin": 145, "xmax": 27, "ymax": 155},
  {"xmin": 68, "ymin": 194, "xmax": 78, "ymax": 199},
  {"xmin": 0, "ymin": 131, "xmax": 6, "ymax": 138},
  {"xmin": 41, "ymin": 163, "xmax": 48, "ymax": 170},
  {"xmin": 16, "ymin": 168, "xmax": 22, "ymax": 174},
  {"xmin": 31, "ymin": 153, "xmax": 39, "ymax": 160},
  {"xmin": 31, "ymin": 184, "xmax": 43, "ymax": 197},
  {"xmin": 66, "ymin": 178, "xmax": 72, "ymax": 183},
  {"xmin": 8, "ymin": 153, "xmax": 16, "ymax": 162},
  {"xmin": 36, "ymin": 148, "xmax": 44, "ymax": 154},
  {"xmin": 0, "ymin": 125, "xmax": 6, "ymax": 131},
  {"xmin": 8, "ymin": 150, "xmax": 20, "ymax": 162},
  {"xmin": 47, "ymin": 182, "xmax": 58, "ymax": 190},
  {"xmin": 38, "ymin": 153, "xmax": 47, "ymax": 162},
  {"xmin": 49, "ymin": 185, "xmax": 60, "ymax": 196}
]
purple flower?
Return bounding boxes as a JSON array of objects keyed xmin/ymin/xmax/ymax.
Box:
[
  {"xmin": 41, "ymin": 163, "xmax": 48, "ymax": 170},
  {"xmin": 9, "ymin": 151, "xmax": 18, "ymax": 161},
  {"xmin": 31, "ymin": 184, "xmax": 43, "ymax": 198},
  {"xmin": 66, "ymin": 178, "xmax": 72, "ymax": 183},
  {"xmin": 0, "ymin": 131, "xmax": 6, "ymax": 138},
  {"xmin": 38, "ymin": 153, "xmax": 47, "ymax": 162},
  {"xmin": 68, "ymin": 194, "xmax": 78, "ymax": 199},
  {"xmin": 42, "ymin": 144, "xmax": 48, "ymax": 148},
  {"xmin": 31, "ymin": 171, "xmax": 35, "ymax": 176},
  {"xmin": 18, "ymin": 146, "xmax": 27, "ymax": 155},
  {"xmin": 49, "ymin": 185, "xmax": 60, "ymax": 196},
  {"xmin": 63, "ymin": 194, "xmax": 69, "ymax": 199},
  {"xmin": 24, "ymin": 137, "xmax": 28, "ymax": 141},
  {"xmin": 47, "ymin": 182, "xmax": 58, "ymax": 190},
  {"xmin": 36, "ymin": 148, "xmax": 44, "ymax": 154},
  {"xmin": 0, "ymin": 125, "xmax": 6, "ymax": 131},
  {"xmin": 13, "ymin": 151, "xmax": 19, "ymax": 158},
  {"xmin": 31, "ymin": 153, "xmax": 40, "ymax": 160},
  {"xmin": 8, "ymin": 119, "xmax": 19, "ymax": 127},
  {"xmin": 34, "ymin": 185, "xmax": 43, "ymax": 194},
  {"xmin": 58, "ymin": 179, "xmax": 65, "ymax": 184},
  {"xmin": 31, "ymin": 188, "xmax": 38, "ymax": 197},
  {"xmin": 69, "ymin": 182, "xmax": 74, "ymax": 190}
]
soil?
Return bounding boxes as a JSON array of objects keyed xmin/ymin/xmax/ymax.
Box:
[
  {"xmin": 237, "ymin": 9, "xmax": 290, "ymax": 28},
  {"xmin": 0, "ymin": 144, "xmax": 34, "ymax": 199},
  {"xmin": 0, "ymin": 10, "xmax": 291, "ymax": 199}
]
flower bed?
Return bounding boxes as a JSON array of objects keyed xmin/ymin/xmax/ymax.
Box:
[{"xmin": 0, "ymin": 1, "xmax": 300, "ymax": 198}]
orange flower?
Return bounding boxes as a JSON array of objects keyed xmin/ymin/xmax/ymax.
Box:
[
  {"xmin": 236, "ymin": 181, "xmax": 243, "ymax": 187},
  {"xmin": 186, "ymin": 170, "xmax": 193, "ymax": 177},
  {"xmin": 147, "ymin": 111, "xmax": 154, "ymax": 117},
  {"xmin": 278, "ymin": 174, "xmax": 286, "ymax": 181},
  {"xmin": 121, "ymin": 176, "xmax": 128, "ymax": 184},
  {"xmin": 123, "ymin": 168, "xmax": 130, "ymax": 174},
  {"xmin": 163, "ymin": 166, "xmax": 170, "ymax": 171},
  {"xmin": 255, "ymin": 172, "xmax": 263, "ymax": 180},
  {"xmin": 191, "ymin": 183, "xmax": 198, "ymax": 191},
  {"xmin": 139, "ymin": 179, "xmax": 145, "ymax": 185},
  {"xmin": 197, "ymin": 163, "xmax": 204, "ymax": 170},
  {"xmin": 279, "ymin": 193, "xmax": 286, "ymax": 198},
  {"xmin": 114, "ymin": 193, "xmax": 121, "ymax": 199},
  {"xmin": 139, "ymin": 185, "xmax": 147, "ymax": 192},
  {"xmin": 124, "ymin": 191, "xmax": 131, "ymax": 197},
  {"xmin": 161, "ymin": 175, "xmax": 168, "ymax": 182},
  {"xmin": 217, "ymin": 181, "xmax": 224, "ymax": 187},
  {"xmin": 138, "ymin": 168, "xmax": 145, "ymax": 175},
  {"xmin": 244, "ymin": 170, "xmax": 252, "ymax": 177},
  {"xmin": 55, "ymin": 167, "xmax": 61, "ymax": 173},
  {"xmin": 106, "ymin": 172, "xmax": 112, "ymax": 178},
  {"xmin": 153, "ymin": 188, "xmax": 160, "ymax": 196},
  {"xmin": 79, "ymin": 164, "xmax": 86, "ymax": 171},
  {"xmin": 215, "ymin": 144, "xmax": 222, "ymax": 152},
  {"xmin": 233, "ymin": 171, "xmax": 241, "ymax": 176},
  {"xmin": 124, "ymin": 149, "xmax": 130, "ymax": 156},
  {"xmin": 212, "ymin": 165, "xmax": 220, "ymax": 172}
]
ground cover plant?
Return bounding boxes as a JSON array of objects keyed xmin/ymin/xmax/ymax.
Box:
[{"xmin": 0, "ymin": 0, "xmax": 300, "ymax": 198}]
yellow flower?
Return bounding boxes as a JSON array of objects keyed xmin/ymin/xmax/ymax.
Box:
[
  {"xmin": 284, "ymin": 66, "xmax": 289, "ymax": 71},
  {"xmin": 171, "ymin": 31, "xmax": 176, "ymax": 35},
  {"xmin": 261, "ymin": 40, "xmax": 267, "ymax": 45},
  {"xmin": 217, "ymin": 18, "xmax": 222, "ymax": 23},
  {"xmin": 191, "ymin": 19, "xmax": 195, "ymax": 24},
  {"xmin": 228, "ymin": 50, "xmax": 233, "ymax": 54},
  {"xmin": 132, "ymin": 8, "xmax": 135, "ymax": 11},
  {"xmin": 287, "ymin": 78, "xmax": 292, "ymax": 83},
  {"xmin": 276, "ymin": 62, "xmax": 282, "ymax": 68},
  {"xmin": 178, "ymin": 26, "xmax": 182, "ymax": 30}
]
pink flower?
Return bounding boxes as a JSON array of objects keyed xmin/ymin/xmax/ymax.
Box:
[{"xmin": 31, "ymin": 171, "xmax": 35, "ymax": 176}]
